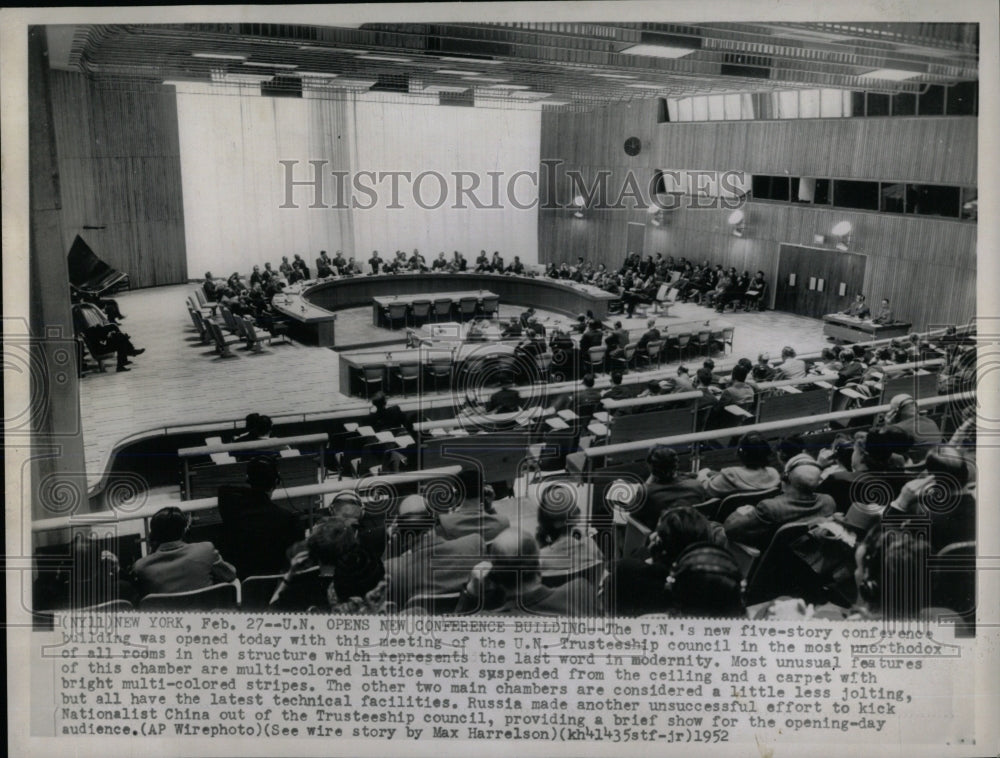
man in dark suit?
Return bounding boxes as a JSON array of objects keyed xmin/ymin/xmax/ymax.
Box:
[
  {"xmin": 454, "ymin": 529, "xmax": 597, "ymax": 616},
  {"xmin": 835, "ymin": 344, "xmax": 867, "ymax": 387},
  {"xmin": 843, "ymin": 293, "xmax": 871, "ymax": 319},
  {"xmin": 872, "ymin": 298, "xmax": 894, "ymax": 324},
  {"xmin": 385, "ymin": 495, "xmax": 485, "ymax": 607},
  {"xmin": 501, "ymin": 317, "xmax": 523, "ymax": 339},
  {"xmin": 316, "ymin": 251, "xmax": 333, "ymax": 278},
  {"xmin": 486, "ymin": 380, "xmax": 522, "ymax": 414},
  {"xmin": 368, "ymin": 251, "xmax": 384, "ymax": 275},
  {"xmin": 131, "ymin": 507, "xmax": 237, "ymax": 597},
  {"xmin": 635, "ymin": 318, "xmax": 661, "ymax": 358},
  {"xmin": 368, "ymin": 392, "xmax": 415, "ymax": 435},
  {"xmin": 630, "ymin": 446, "xmax": 706, "ymax": 530},
  {"xmin": 612, "ymin": 321, "xmax": 630, "ymax": 351},
  {"xmin": 218, "ymin": 457, "xmax": 303, "ymax": 578},
  {"xmin": 578, "ymin": 320, "xmax": 604, "ymax": 355},
  {"xmin": 432, "ymin": 252, "xmax": 449, "ymax": 270}
]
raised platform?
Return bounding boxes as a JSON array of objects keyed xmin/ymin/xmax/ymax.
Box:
[{"xmin": 822, "ymin": 314, "xmax": 912, "ymax": 343}]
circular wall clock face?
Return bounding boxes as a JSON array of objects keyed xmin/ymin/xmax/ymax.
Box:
[{"xmin": 624, "ymin": 136, "xmax": 642, "ymax": 156}]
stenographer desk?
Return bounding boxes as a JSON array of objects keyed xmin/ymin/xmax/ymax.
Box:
[{"xmin": 822, "ymin": 314, "xmax": 912, "ymax": 343}]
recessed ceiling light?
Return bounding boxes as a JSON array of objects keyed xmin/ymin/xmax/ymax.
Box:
[
  {"xmin": 485, "ymin": 84, "xmax": 532, "ymax": 90},
  {"xmin": 620, "ymin": 43, "xmax": 696, "ymax": 59},
  {"xmin": 244, "ymin": 61, "xmax": 298, "ymax": 69},
  {"xmin": 593, "ymin": 73, "xmax": 638, "ymax": 80},
  {"xmin": 211, "ymin": 72, "xmax": 273, "ymax": 84},
  {"xmin": 422, "ymin": 85, "xmax": 470, "ymax": 93},
  {"xmin": 434, "ymin": 69, "xmax": 481, "ymax": 76},
  {"xmin": 356, "ymin": 54, "xmax": 413, "ymax": 63},
  {"xmin": 298, "ymin": 71, "xmax": 340, "ymax": 78},
  {"xmin": 460, "ymin": 76, "xmax": 510, "ymax": 83},
  {"xmin": 192, "ymin": 53, "xmax": 247, "ymax": 61},
  {"xmin": 438, "ymin": 56, "xmax": 504, "ymax": 65},
  {"xmin": 858, "ymin": 68, "xmax": 922, "ymax": 81},
  {"xmin": 625, "ymin": 83, "xmax": 664, "ymax": 89}
]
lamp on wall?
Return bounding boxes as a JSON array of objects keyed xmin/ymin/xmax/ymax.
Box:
[
  {"xmin": 830, "ymin": 220, "xmax": 853, "ymax": 251},
  {"xmin": 572, "ymin": 194, "xmax": 586, "ymax": 219},
  {"xmin": 647, "ymin": 203, "xmax": 666, "ymax": 227},
  {"xmin": 728, "ymin": 209, "xmax": 746, "ymax": 237}
]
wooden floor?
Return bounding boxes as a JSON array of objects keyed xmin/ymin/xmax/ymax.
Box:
[{"xmin": 79, "ymin": 285, "xmax": 829, "ymax": 489}]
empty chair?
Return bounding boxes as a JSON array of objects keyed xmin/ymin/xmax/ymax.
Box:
[
  {"xmin": 409, "ymin": 300, "xmax": 433, "ymax": 328},
  {"xmin": 611, "ymin": 345, "xmax": 636, "ymax": 374},
  {"xmin": 241, "ymin": 317, "xmax": 272, "ymax": 353},
  {"xmin": 138, "ymin": 581, "xmax": 239, "ymax": 612},
  {"xmin": 585, "ymin": 346, "xmax": 607, "ymax": 375},
  {"xmin": 190, "ymin": 309, "xmax": 213, "ymax": 345},
  {"xmin": 383, "ymin": 302, "xmax": 408, "ymax": 330},
  {"xmin": 187, "ymin": 307, "xmax": 208, "ymax": 342},
  {"xmin": 194, "ymin": 288, "xmax": 218, "ymax": 315},
  {"xmin": 674, "ymin": 333, "xmax": 692, "ymax": 363},
  {"xmin": 207, "ymin": 321, "xmax": 240, "ymax": 358},
  {"xmin": 636, "ymin": 340, "xmax": 664, "ymax": 371},
  {"xmin": 432, "ymin": 298, "xmax": 454, "ymax": 323},
  {"xmin": 457, "ymin": 297, "xmax": 479, "ymax": 322},
  {"xmin": 695, "ymin": 329, "xmax": 712, "ymax": 357},
  {"xmin": 480, "ymin": 295, "xmax": 500, "ymax": 320},
  {"xmin": 359, "ymin": 365, "xmax": 385, "ymax": 398},
  {"xmin": 720, "ymin": 327, "xmax": 735, "ymax": 354},
  {"xmin": 424, "ymin": 355, "xmax": 453, "ymax": 392},
  {"xmin": 622, "ymin": 513, "xmax": 652, "ymax": 560},
  {"xmin": 393, "ymin": 363, "xmax": 421, "ymax": 396},
  {"xmin": 219, "ymin": 305, "xmax": 240, "ymax": 334}
]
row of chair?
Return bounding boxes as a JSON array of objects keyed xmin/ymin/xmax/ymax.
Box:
[
  {"xmin": 382, "ymin": 295, "xmax": 500, "ymax": 330},
  {"xmin": 187, "ymin": 294, "xmax": 289, "ymax": 358}
]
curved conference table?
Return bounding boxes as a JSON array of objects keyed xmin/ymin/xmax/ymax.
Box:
[{"xmin": 272, "ymin": 272, "xmax": 619, "ymax": 347}]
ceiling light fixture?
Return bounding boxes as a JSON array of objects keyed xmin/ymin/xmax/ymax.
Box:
[
  {"xmin": 620, "ymin": 43, "xmax": 696, "ymax": 59},
  {"xmin": 434, "ymin": 69, "xmax": 482, "ymax": 76},
  {"xmin": 243, "ymin": 61, "xmax": 298, "ymax": 69},
  {"xmin": 593, "ymin": 73, "xmax": 639, "ymax": 80},
  {"xmin": 858, "ymin": 68, "xmax": 922, "ymax": 81},
  {"xmin": 192, "ymin": 53, "xmax": 247, "ymax": 61},
  {"xmin": 356, "ymin": 54, "xmax": 413, "ymax": 63}
]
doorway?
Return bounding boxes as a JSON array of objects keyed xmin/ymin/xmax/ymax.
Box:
[{"xmin": 773, "ymin": 244, "xmax": 867, "ymax": 319}]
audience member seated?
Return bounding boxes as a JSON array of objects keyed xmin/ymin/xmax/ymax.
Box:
[
  {"xmin": 634, "ymin": 318, "xmax": 661, "ymax": 357},
  {"xmin": 202, "ymin": 271, "xmax": 220, "ymax": 302},
  {"xmin": 270, "ymin": 516, "xmax": 356, "ymax": 611},
  {"xmin": 602, "ymin": 506, "xmax": 727, "ymax": 616},
  {"xmin": 385, "ymin": 495, "xmax": 485, "ymax": 607},
  {"xmin": 723, "ymin": 454, "xmax": 836, "ymax": 550},
  {"xmin": 72, "ymin": 302, "xmax": 145, "ymax": 373},
  {"xmin": 535, "ymin": 485, "xmax": 604, "ymax": 583},
  {"xmin": 752, "ymin": 353, "xmax": 776, "ymax": 383},
  {"xmin": 218, "ymin": 457, "xmax": 304, "ymax": 578},
  {"xmin": 775, "ymin": 435, "xmax": 808, "ymax": 468},
  {"xmin": 816, "ymin": 427, "xmax": 908, "ymax": 512},
  {"xmin": 131, "ymin": 507, "xmax": 237, "ymax": 597},
  {"xmin": 718, "ymin": 363, "xmax": 755, "ymax": 407},
  {"xmin": 816, "ymin": 433, "xmax": 854, "ymax": 481},
  {"xmin": 774, "ymin": 346, "xmax": 807, "ymax": 380},
  {"xmin": 601, "ymin": 371, "xmax": 630, "ymax": 401},
  {"xmin": 884, "ymin": 393, "xmax": 941, "ymax": 463},
  {"xmin": 485, "ymin": 379, "xmax": 522, "ymax": 414},
  {"xmin": 367, "ymin": 392, "xmax": 415, "ymax": 436},
  {"xmin": 662, "ymin": 365, "xmax": 694, "ymax": 393},
  {"xmin": 501, "ymin": 317, "xmax": 523, "ymax": 338},
  {"xmin": 629, "ymin": 445, "xmax": 706, "ymax": 530},
  {"xmin": 233, "ymin": 412, "xmax": 270, "ymax": 443},
  {"xmin": 743, "ymin": 271, "xmax": 766, "ymax": 310},
  {"xmin": 882, "ymin": 444, "xmax": 975, "ymax": 552},
  {"xmin": 455, "ymin": 529, "xmax": 596, "ymax": 616},
  {"xmin": 66, "ymin": 535, "xmax": 137, "ymax": 609},
  {"xmin": 665, "ymin": 543, "xmax": 746, "ymax": 618},
  {"xmin": 699, "ymin": 432, "xmax": 781, "ymax": 499},
  {"xmin": 835, "ymin": 344, "xmax": 867, "ymax": 387},
  {"xmin": 578, "ymin": 374, "xmax": 603, "ymax": 406},
  {"xmin": 80, "ymin": 291, "xmax": 126, "ymax": 324},
  {"xmin": 326, "ymin": 546, "xmax": 389, "ymax": 614},
  {"xmin": 432, "ymin": 252, "xmax": 449, "ymax": 271},
  {"xmin": 437, "ymin": 485, "xmax": 509, "ymax": 543}
]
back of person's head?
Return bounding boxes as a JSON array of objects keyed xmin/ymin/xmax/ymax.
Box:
[
  {"xmin": 488, "ymin": 529, "xmax": 540, "ymax": 591},
  {"xmin": 646, "ymin": 379, "xmax": 661, "ymax": 395},
  {"xmin": 757, "ymin": 352, "xmax": 770, "ymax": 365},
  {"xmin": 695, "ymin": 368, "xmax": 714, "ymax": 387},
  {"xmin": 821, "ymin": 347, "xmax": 835, "ymax": 361},
  {"xmin": 582, "ymin": 373, "xmax": 595, "ymax": 389},
  {"xmin": 650, "ymin": 506, "xmax": 724, "ymax": 567},
  {"xmin": 610, "ymin": 371, "xmax": 623, "ymax": 386},
  {"xmin": 667, "ymin": 544, "xmax": 745, "ymax": 617},
  {"xmin": 647, "ymin": 318, "xmax": 656, "ymax": 328},
  {"xmin": 731, "ymin": 363, "xmax": 750, "ymax": 383},
  {"xmin": 856, "ymin": 526, "xmax": 930, "ymax": 618},
  {"xmin": 852, "ymin": 344, "xmax": 867, "ymax": 360},
  {"xmin": 536, "ymin": 482, "xmax": 581, "ymax": 546},
  {"xmin": 782, "ymin": 346, "xmax": 796, "ymax": 359},
  {"xmin": 371, "ymin": 391, "xmax": 388, "ymax": 410},
  {"xmin": 243, "ymin": 412, "xmax": 261, "ymax": 431},
  {"xmin": 737, "ymin": 357, "xmax": 753, "ymax": 371},
  {"xmin": 832, "ymin": 435, "xmax": 855, "ymax": 470},
  {"xmin": 737, "ymin": 432, "xmax": 772, "ymax": 469},
  {"xmin": 924, "ymin": 445, "xmax": 970, "ymax": 488},
  {"xmin": 247, "ymin": 456, "xmax": 280, "ymax": 491},
  {"xmin": 677, "ymin": 365, "xmax": 689, "ymax": 376},
  {"xmin": 647, "ymin": 445, "xmax": 678, "ymax": 480},
  {"xmin": 703, "ymin": 359, "xmax": 715, "ymax": 372},
  {"xmin": 391, "ymin": 495, "xmax": 434, "ymax": 544},
  {"xmin": 861, "ymin": 426, "xmax": 899, "ymax": 466},
  {"xmin": 149, "ymin": 507, "xmax": 188, "ymax": 546},
  {"xmin": 614, "ymin": 320, "xmax": 622, "ymax": 329},
  {"xmin": 307, "ymin": 517, "xmax": 357, "ymax": 568},
  {"xmin": 784, "ymin": 455, "xmax": 823, "ymax": 492},
  {"xmin": 330, "ymin": 546, "xmax": 384, "ymax": 603},
  {"xmin": 255, "ymin": 414, "xmax": 273, "ymax": 437},
  {"xmin": 776, "ymin": 435, "xmax": 807, "ymax": 463}
]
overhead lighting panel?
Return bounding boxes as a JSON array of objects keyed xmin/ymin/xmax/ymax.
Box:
[
  {"xmin": 438, "ymin": 56, "xmax": 504, "ymax": 65},
  {"xmin": 858, "ymin": 68, "xmax": 922, "ymax": 80},
  {"xmin": 244, "ymin": 61, "xmax": 298, "ymax": 69},
  {"xmin": 593, "ymin": 73, "xmax": 638, "ymax": 80},
  {"xmin": 356, "ymin": 54, "xmax": 413, "ymax": 63},
  {"xmin": 460, "ymin": 76, "xmax": 511, "ymax": 83},
  {"xmin": 620, "ymin": 44, "xmax": 696, "ymax": 59},
  {"xmin": 485, "ymin": 84, "xmax": 532, "ymax": 90},
  {"xmin": 192, "ymin": 52, "xmax": 247, "ymax": 61},
  {"xmin": 434, "ymin": 69, "xmax": 482, "ymax": 76}
]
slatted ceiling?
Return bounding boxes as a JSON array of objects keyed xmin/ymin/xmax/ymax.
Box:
[{"xmin": 50, "ymin": 70, "xmax": 186, "ymax": 288}]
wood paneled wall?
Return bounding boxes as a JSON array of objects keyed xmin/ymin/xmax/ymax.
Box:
[
  {"xmin": 539, "ymin": 104, "xmax": 977, "ymax": 331},
  {"xmin": 48, "ymin": 72, "xmax": 187, "ymax": 288}
]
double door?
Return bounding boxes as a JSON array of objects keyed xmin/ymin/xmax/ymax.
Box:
[{"xmin": 773, "ymin": 244, "xmax": 867, "ymax": 319}]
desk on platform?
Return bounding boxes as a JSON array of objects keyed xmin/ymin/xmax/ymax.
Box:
[
  {"xmin": 823, "ymin": 314, "xmax": 911, "ymax": 343},
  {"xmin": 271, "ymin": 289, "xmax": 338, "ymax": 346}
]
